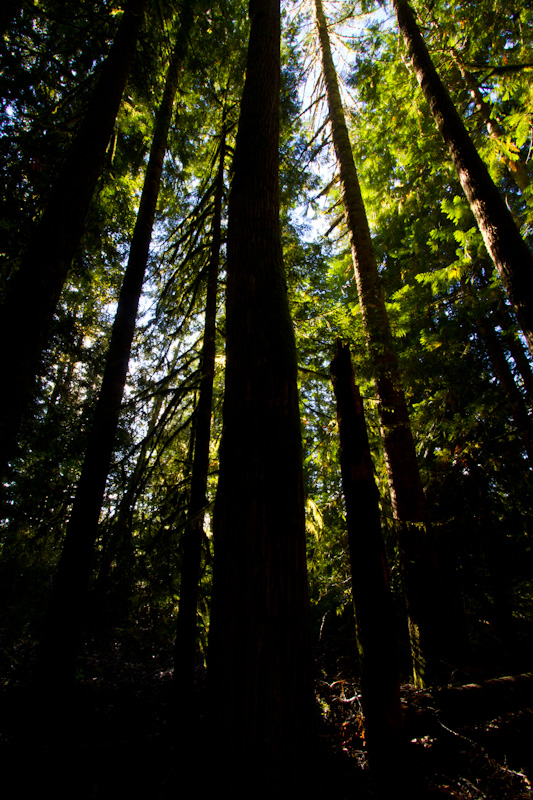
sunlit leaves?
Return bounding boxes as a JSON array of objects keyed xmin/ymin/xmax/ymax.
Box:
[{"xmin": 2, "ymin": 0, "xmax": 533, "ymax": 664}]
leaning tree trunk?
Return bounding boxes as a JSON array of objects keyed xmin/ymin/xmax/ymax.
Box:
[
  {"xmin": 314, "ymin": 0, "xmax": 453, "ymax": 685},
  {"xmin": 330, "ymin": 339, "xmax": 405, "ymax": 782},
  {"xmin": 475, "ymin": 314, "xmax": 533, "ymax": 464},
  {"xmin": 456, "ymin": 60, "xmax": 530, "ymax": 195},
  {"xmin": 173, "ymin": 124, "xmax": 226, "ymax": 703},
  {"xmin": 391, "ymin": 0, "xmax": 533, "ymax": 356},
  {"xmin": 0, "ymin": 0, "xmax": 148, "ymax": 477},
  {"xmin": 35, "ymin": 4, "xmax": 195, "ymax": 690},
  {"xmin": 493, "ymin": 302, "xmax": 533, "ymax": 399},
  {"xmin": 96, "ymin": 384, "xmax": 167, "ymax": 596},
  {"xmin": 504, "ymin": 331, "xmax": 533, "ymax": 400},
  {"xmin": 207, "ymin": 0, "xmax": 313, "ymax": 791}
]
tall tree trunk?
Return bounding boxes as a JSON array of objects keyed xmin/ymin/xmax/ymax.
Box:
[
  {"xmin": 504, "ymin": 333, "xmax": 533, "ymax": 400},
  {"xmin": 0, "ymin": 0, "xmax": 148, "ymax": 477},
  {"xmin": 475, "ymin": 314, "xmax": 533, "ymax": 464},
  {"xmin": 391, "ymin": 0, "xmax": 533, "ymax": 356},
  {"xmin": 35, "ymin": 5, "xmax": 194, "ymax": 689},
  {"xmin": 493, "ymin": 304, "xmax": 533, "ymax": 399},
  {"xmin": 173, "ymin": 125, "xmax": 226, "ymax": 701},
  {"xmin": 456, "ymin": 60, "xmax": 530, "ymax": 195},
  {"xmin": 330, "ymin": 339, "xmax": 404, "ymax": 781},
  {"xmin": 475, "ymin": 270, "xmax": 533, "ymax": 400},
  {"xmin": 207, "ymin": 0, "xmax": 313, "ymax": 789},
  {"xmin": 314, "ymin": 0, "xmax": 451, "ymax": 685},
  {"xmin": 96, "ymin": 385, "xmax": 169, "ymax": 596}
]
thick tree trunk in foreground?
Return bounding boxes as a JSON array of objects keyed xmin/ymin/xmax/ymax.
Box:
[
  {"xmin": 207, "ymin": 0, "xmax": 312, "ymax": 790},
  {"xmin": 35, "ymin": 6, "xmax": 194, "ymax": 689},
  {"xmin": 173, "ymin": 126, "xmax": 225, "ymax": 700},
  {"xmin": 0, "ymin": 0, "xmax": 148, "ymax": 477},
  {"xmin": 392, "ymin": 0, "xmax": 533, "ymax": 356},
  {"xmin": 314, "ymin": 0, "xmax": 451, "ymax": 685},
  {"xmin": 330, "ymin": 340, "xmax": 404, "ymax": 778}
]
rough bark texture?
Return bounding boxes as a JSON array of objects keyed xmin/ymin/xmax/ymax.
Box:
[
  {"xmin": 0, "ymin": 0, "xmax": 149, "ymax": 478},
  {"xmin": 207, "ymin": 0, "xmax": 312, "ymax": 789},
  {"xmin": 173, "ymin": 126, "xmax": 225, "ymax": 700},
  {"xmin": 314, "ymin": 0, "xmax": 454, "ymax": 685},
  {"xmin": 330, "ymin": 340, "xmax": 404, "ymax": 779},
  {"xmin": 314, "ymin": 0, "xmax": 424, "ymax": 523},
  {"xmin": 35, "ymin": 5, "xmax": 193, "ymax": 688},
  {"xmin": 392, "ymin": 0, "xmax": 533, "ymax": 356}
]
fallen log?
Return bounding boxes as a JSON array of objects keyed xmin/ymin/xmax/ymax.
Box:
[{"xmin": 404, "ymin": 673, "xmax": 533, "ymax": 737}]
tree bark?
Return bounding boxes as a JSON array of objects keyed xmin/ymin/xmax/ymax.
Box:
[
  {"xmin": 207, "ymin": 0, "xmax": 313, "ymax": 789},
  {"xmin": 495, "ymin": 307, "xmax": 533, "ymax": 400},
  {"xmin": 314, "ymin": 0, "xmax": 452, "ymax": 686},
  {"xmin": 35, "ymin": 3, "xmax": 194, "ymax": 689},
  {"xmin": 330, "ymin": 339, "xmax": 405, "ymax": 780},
  {"xmin": 457, "ymin": 61, "xmax": 530, "ymax": 195},
  {"xmin": 506, "ymin": 334, "xmax": 533, "ymax": 400},
  {"xmin": 173, "ymin": 124, "xmax": 226, "ymax": 701},
  {"xmin": 0, "ymin": 0, "xmax": 148, "ymax": 477},
  {"xmin": 391, "ymin": 0, "xmax": 533, "ymax": 356},
  {"xmin": 314, "ymin": 0, "xmax": 424, "ymax": 523},
  {"xmin": 405, "ymin": 672, "xmax": 533, "ymax": 737},
  {"xmin": 476, "ymin": 314, "xmax": 533, "ymax": 464}
]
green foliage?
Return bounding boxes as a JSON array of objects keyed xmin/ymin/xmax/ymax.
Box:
[{"xmin": 1, "ymin": 0, "xmax": 532, "ymax": 685}]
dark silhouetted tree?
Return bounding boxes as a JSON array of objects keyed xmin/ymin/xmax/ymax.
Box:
[
  {"xmin": 207, "ymin": 0, "xmax": 313, "ymax": 789},
  {"xmin": 0, "ymin": 0, "xmax": 148, "ymax": 476},
  {"xmin": 35, "ymin": 2, "xmax": 194, "ymax": 689}
]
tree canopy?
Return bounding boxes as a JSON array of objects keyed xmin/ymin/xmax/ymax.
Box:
[{"xmin": 1, "ymin": 0, "xmax": 532, "ymax": 796}]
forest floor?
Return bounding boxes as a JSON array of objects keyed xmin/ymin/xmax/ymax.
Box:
[{"xmin": 0, "ymin": 636, "xmax": 532, "ymax": 799}]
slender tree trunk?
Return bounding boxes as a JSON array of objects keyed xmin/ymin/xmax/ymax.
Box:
[
  {"xmin": 456, "ymin": 60, "xmax": 530, "ymax": 194},
  {"xmin": 96, "ymin": 378, "xmax": 174, "ymax": 604},
  {"xmin": 314, "ymin": 0, "xmax": 451, "ymax": 685},
  {"xmin": 314, "ymin": 0, "xmax": 424, "ymax": 522},
  {"xmin": 35, "ymin": 5, "xmax": 194, "ymax": 689},
  {"xmin": 0, "ymin": 0, "xmax": 148, "ymax": 477},
  {"xmin": 96, "ymin": 384, "xmax": 170, "ymax": 597},
  {"xmin": 475, "ymin": 271, "xmax": 533, "ymax": 400},
  {"xmin": 391, "ymin": 0, "xmax": 533, "ymax": 356},
  {"xmin": 505, "ymin": 334, "xmax": 533, "ymax": 400},
  {"xmin": 475, "ymin": 314, "xmax": 533, "ymax": 463},
  {"xmin": 493, "ymin": 304, "xmax": 533, "ymax": 399},
  {"xmin": 173, "ymin": 126, "xmax": 226, "ymax": 700},
  {"xmin": 207, "ymin": 0, "xmax": 313, "ymax": 789},
  {"xmin": 330, "ymin": 339, "xmax": 404, "ymax": 781},
  {"xmin": 46, "ymin": 326, "xmax": 83, "ymax": 413},
  {"xmin": 94, "ymin": 389, "xmax": 168, "ymax": 603}
]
